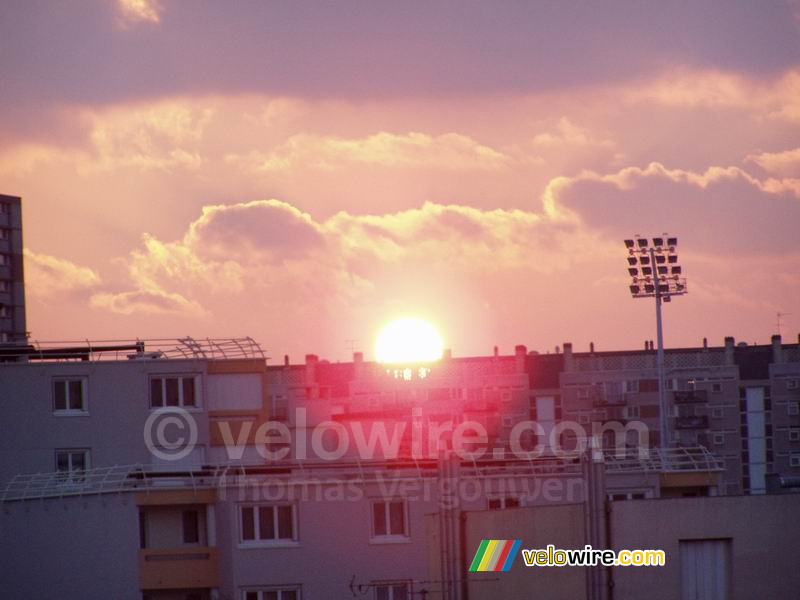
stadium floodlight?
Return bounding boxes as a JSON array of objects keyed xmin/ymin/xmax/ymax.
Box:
[{"xmin": 623, "ymin": 234, "xmax": 688, "ymax": 449}]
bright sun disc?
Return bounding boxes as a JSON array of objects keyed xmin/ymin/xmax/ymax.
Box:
[{"xmin": 374, "ymin": 317, "xmax": 444, "ymax": 364}]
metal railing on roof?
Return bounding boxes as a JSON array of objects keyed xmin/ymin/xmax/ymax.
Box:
[
  {"xmin": 602, "ymin": 445, "xmax": 724, "ymax": 473},
  {"xmin": 1, "ymin": 448, "xmax": 724, "ymax": 503},
  {"xmin": 0, "ymin": 336, "xmax": 266, "ymax": 362}
]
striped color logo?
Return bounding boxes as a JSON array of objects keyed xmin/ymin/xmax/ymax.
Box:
[{"xmin": 469, "ymin": 540, "xmax": 522, "ymax": 572}]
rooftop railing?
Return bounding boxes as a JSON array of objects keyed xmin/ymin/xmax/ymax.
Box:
[{"xmin": 0, "ymin": 336, "xmax": 266, "ymax": 362}]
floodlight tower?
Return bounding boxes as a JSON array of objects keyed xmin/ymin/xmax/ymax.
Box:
[{"xmin": 624, "ymin": 235, "xmax": 687, "ymax": 449}]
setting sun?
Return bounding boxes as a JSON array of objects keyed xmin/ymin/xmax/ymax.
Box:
[{"xmin": 374, "ymin": 317, "xmax": 444, "ymax": 363}]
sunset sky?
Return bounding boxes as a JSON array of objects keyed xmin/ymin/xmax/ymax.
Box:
[{"xmin": 1, "ymin": 0, "xmax": 799, "ymax": 361}]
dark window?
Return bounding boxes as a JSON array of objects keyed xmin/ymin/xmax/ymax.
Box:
[
  {"xmin": 68, "ymin": 381, "xmax": 83, "ymax": 409},
  {"xmin": 259, "ymin": 506, "xmax": 275, "ymax": 540},
  {"xmin": 278, "ymin": 505, "xmax": 293, "ymax": 539},
  {"xmin": 373, "ymin": 501, "xmax": 386, "ymax": 536},
  {"xmin": 242, "ymin": 506, "xmax": 255, "ymax": 540},
  {"xmin": 166, "ymin": 378, "xmax": 180, "ymax": 406},
  {"xmin": 53, "ymin": 379, "xmax": 86, "ymax": 412},
  {"xmin": 182, "ymin": 378, "xmax": 196, "ymax": 406},
  {"xmin": 139, "ymin": 510, "xmax": 148, "ymax": 549},
  {"xmin": 150, "ymin": 379, "xmax": 163, "ymax": 408},
  {"xmin": 54, "ymin": 381, "xmax": 67, "ymax": 411},
  {"xmin": 182, "ymin": 509, "xmax": 199, "ymax": 544}
]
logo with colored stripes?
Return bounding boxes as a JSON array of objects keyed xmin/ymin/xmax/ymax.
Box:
[{"xmin": 469, "ymin": 539, "xmax": 522, "ymax": 572}]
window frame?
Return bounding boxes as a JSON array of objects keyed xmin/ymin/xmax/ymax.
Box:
[
  {"xmin": 55, "ymin": 448, "xmax": 91, "ymax": 482},
  {"xmin": 370, "ymin": 498, "xmax": 410, "ymax": 543},
  {"xmin": 242, "ymin": 587, "xmax": 301, "ymax": 600},
  {"xmin": 712, "ymin": 433, "xmax": 725, "ymax": 445},
  {"xmin": 149, "ymin": 374, "xmax": 201, "ymax": 410},
  {"xmin": 53, "ymin": 377, "xmax": 89, "ymax": 415},
  {"xmin": 487, "ymin": 495, "xmax": 524, "ymax": 510},
  {"xmin": 790, "ymin": 454, "xmax": 800, "ymax": 468},
  {"xmin": 239, "ymin": 503, "xmax": 298, "ymax": 547},
  {"xmin": 373, "ymin": 581, "xmax": 411, "ymax": 600}
]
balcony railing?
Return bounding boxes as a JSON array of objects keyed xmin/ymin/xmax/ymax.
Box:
[
  {"xmin": 673, "ymin": 390, "xmax": 709, "ymax": 404},
  {"xmin": 594, "ymin": 393, "xmax": 627, "ymax": 407},
  {"xmin": 675, "ymin": 415, "xmax": 709, "ymax": 429},
  {"xmin": 139, "ymin": 547, "xmax": 219, "ymax": 589}
]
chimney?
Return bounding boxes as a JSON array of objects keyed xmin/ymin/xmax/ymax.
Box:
[
  {"xmin": 644, "ymin": 340, "xmax": 649, "ymax": 351},
  {"xmin": 703, "ymin": 337, "xmax": 708, "ymax": 350},
  {"xmin": 443, "ymin": 348, "xmax": 452, "ymax": 360},
  {"xmin": 772, "ymin": 335, "xmax": 783, "ymax": 364},
  {"xmin": 493, "ymin": 345, "xmax": 499, "ymax": 357},
  {"xmin": 515, "ymin": 344, "xmax": 527, "ymax": 372},
  {"xmin": 724, "ymin": 337, "xmax": 735, "ymax": 366},
  {"xmin": 589, "ymin": 342, "xmax": 595, "ymax": 354},
  {"xmin": 563, "ymin": 342, "xmax": 573, "ymax": 372},
  {"xmin": 305, "ymin": 354, "xmax": 318, "ymax": 384},
  {"xmin": 284, "ymin": 354, "xmax": 290, "ymax": 366},
  {"xmin": 353, "ymin": 351, "xmax": 363, "ymax": 378}
]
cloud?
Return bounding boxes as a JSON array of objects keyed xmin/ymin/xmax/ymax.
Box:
[
  {"xmin": 117, "ymin": 0, "xmax": 162, "ymax": 28},
  {"xmin": 90, "ymin": 289, "xmax": 205, "ymax": 316},
  {"xmin": 228, "ymin": 132, "xmax": 510, "ymax": 172},
  {"xmin": 23, "ymin": 250, "xmax": 101, "ymax": 299},
  {"xmin": 623, "ymin": 68, "xmax": 800, "ymax": 122},
  {"xmin": 533, "ymin": 117, "xmax": 613, "ymax": 148},
  {"xmin": 746, "ymin": 147, "xmax": 800, "ymax": 176},
  {"xmin": 551, "ymin": 162, "xmax": 800, "ymax": 254}
]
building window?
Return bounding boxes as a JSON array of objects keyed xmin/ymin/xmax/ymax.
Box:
[
  {"xmin": 502, "ymin": 416, "xmax": 513, "ymax": 428},
  {"xmin": 625, "ymin": 380, "xmax": 639, "ymax": 393},
  {"xmin": 791, "ymin": 455, "xmax": 800, "ymax": 468},
  {"xmin": 182, "ymin": 509, "xmax": 200, "ymax": 544},
  {"xmin": 788, "ymin": 379, "xmax": 799, "ymax": 391},
  {"xmin": 243, "ymin": 589, "xmax": 299, "ymax": 600},
  {"xmin": 0, "ymin": 305, "xmax": 9, "ymax": 318},
  {"xmin": 788, "ymin": 402, "xmax": 799, "ymax": 416},
  {"xmin": 56, "ymin": 449, "xmax": 90, "ymax": 481},
  {"xmin": 0, "ymin": 254, "xmax": 9, "ymax": 266},
  {"xmin": 713, "ymin": 433, "xmax": 725, "ymax": 445},
  {"xmin": 578, "ymin": 414, "xmax": 590, "ymax": 425},
  {"xmin": 372, "ymin": 499, "xmax": 408, "ymax": 539},
  {"xmin": 488, "ymin": 496, "xmax": 521, "ymax": 510},
  {"xmin": 576, "ymin": 387, "xmax": 589, "ymax": 399},
  {"xmin": 0, "ymin": 280, "xmax": 8, "ymax": 292},
  {"xmin": 374, "ymin": 582, "xmax": 409, "ymax": 600},
  {"xmin": 0, "ymin": 228, "xmax": 7, "ymax": 239},
  {"xmin": 790, "ymin": 430, "xmax": 800, "ymax": 442},
  {"xmin": 150, "ymin": 375, "xmax": 198, "ymax": 408},
  {"xmin": 53, "ymin": 378, "xmax": 88, "ymax": 413},
  {"xmin": 139, "ymin": 510, "xmax": 148, "ymax": 549},
  {"xmin": 712, "ymin": 383, "xmax": 723, "ymax": 393},
  {"xmin": 240, "ymin": 504, "xmax": 297, "ymax": 544},
  {"xmin": 711, "ymin": 407, "xmax": 724, "ymax": 419},
  {"xmin": 624, "ymin": 406, "xmax": 640, "ymax": 419}
]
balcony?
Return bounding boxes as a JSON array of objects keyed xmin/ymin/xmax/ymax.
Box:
[
  {"xmin": 673, "ymin": 390, "xmax": 709, "ymax": 404},
  {"xmin": 139, "ymin": 547, "xmax": 219, "ymax": 589},
  {"xmin": 594, "ymin": 393, "xmax": 627, "ymax": 407},
  {"xmin": 675, "ymin": 415, "xmax": 709, "ymax": 430}
]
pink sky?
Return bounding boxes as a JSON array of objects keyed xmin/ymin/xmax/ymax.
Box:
[{"xmin": 1, "ymin": 1, "xmax": 799, "ymax": 361}]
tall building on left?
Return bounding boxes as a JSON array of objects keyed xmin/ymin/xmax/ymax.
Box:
[{"xmin": 0, "ymin": 194, "xmax": 27, "ymax": 345}]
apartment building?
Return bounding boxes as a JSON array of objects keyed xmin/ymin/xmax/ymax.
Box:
[
  {"xmin": 0, "ymin": 193, "xmax": 26, "ymax": 345},
  {"xmin": 1, "ymin": 337, "xmax": 727, "ymax": 599},
  {"xmin": 559, "ymin": 335, "xmax": 800, "ymax": 495}
]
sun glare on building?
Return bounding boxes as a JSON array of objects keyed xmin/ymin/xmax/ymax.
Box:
[{"xmin": 374, "ymin": 317, "xmax": 444, "ymax": 364}]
